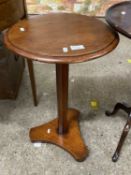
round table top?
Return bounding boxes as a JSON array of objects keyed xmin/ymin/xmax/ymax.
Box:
[
  {"xmin": 106, "ymin": 1, "xmax": 131, "ymax": 38},
  {"xmin": 4, "ymin": 13, "xmax": 119, "ymax": 64}
]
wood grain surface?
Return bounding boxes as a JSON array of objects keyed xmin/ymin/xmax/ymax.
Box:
[
  {"xmin": 4, "ymin": 13, "xmax": 119, "ymax": 64},
  {"xmin": 30, "ymin": 108, "xmax": 88, "ymax": 161}
]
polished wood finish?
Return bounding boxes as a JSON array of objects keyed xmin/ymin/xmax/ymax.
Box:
[
  {"xmin": 5, "ymin": 13, "xmax": 119, "ymax": 161},
  {"xmin": 30, "ymin": 108, "xmax": 88, "ymax": 161},
  {"xmin": 22, "ymin": 1, "xmax": 38, "ymax": 106},
  {"xmin": 4, "ymin": 13, "xmax": 119, "ymax": 64},
  {"xmin": 30, "ymin": 61, "xmax": 89, "ymax": 161},
  {"xmin": 27, "ymin": 59, "xmax": 37, "ymax": 106},
  {"xmin": 106, "ymin": 1, "xmax": 131, "ymax": 38},
  {"xmin": 0, "ymin": 0, "xmax": 37, "ymax": 105},
  {"xmin": 106, "ymin": 103, "xmax": 131, "ymax": 162},
  {"xmin": 105, "ymin": 1, "xmax": 131, "ymax": 162},
  {"xmin": 56, "ymin": 64, "xmax": 69, "ymax": 134}
]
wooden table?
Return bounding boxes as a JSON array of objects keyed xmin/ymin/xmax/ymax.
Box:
[
  {"xmin": 4, "ymin": 13, "xmax": 119, "ymax": 161},
  {"xmin": 106, "ymin": 1, "xmax": 131, "ymax": 38},
  {"xmin": 105, "ymin": 1, "xmax": 131, "ymax": 162}
]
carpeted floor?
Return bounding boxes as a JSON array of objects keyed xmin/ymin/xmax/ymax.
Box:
[{"xmin": 0, "ymin": 27, "xmax": 131, "ymax": 174}]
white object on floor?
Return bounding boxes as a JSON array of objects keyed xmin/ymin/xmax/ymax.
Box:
[{"xmin": 33, "ymin": 142, "xmax": 42, "ymax": 148}]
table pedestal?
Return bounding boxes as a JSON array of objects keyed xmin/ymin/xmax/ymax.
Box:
[{"xmin": 30, "ymin": 64, "xmax": 88, "ymax": 161}]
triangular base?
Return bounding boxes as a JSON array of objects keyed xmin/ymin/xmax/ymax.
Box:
[{"xmin": 29, "ymin": 108, "xmax": 88, "ymax": 161}]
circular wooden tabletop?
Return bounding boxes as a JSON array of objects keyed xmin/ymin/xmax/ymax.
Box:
[
  {"xmin": 106, "ymin": 1, "xmax": 131, "ymax": 38},
  {"xmin": 4, "ymin": 13, "xmax": 119, "ymax": 64}
]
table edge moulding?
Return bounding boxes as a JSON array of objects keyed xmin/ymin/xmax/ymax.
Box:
[{"xmin": 4, "ymin": 13, "xmax": 119, "ymax": 161}]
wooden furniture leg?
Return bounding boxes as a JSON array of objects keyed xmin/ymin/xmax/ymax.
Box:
[
  {"xmin": 105, "ymin": 103, "xmax": 131, "ymax": 162},
  {"xmin": 29, "ymin": 64, "xmax": 88, "ymax": 161},
  {"xmin": 27, "ymin": 59, "xmax": 37, "ymax": 106}
]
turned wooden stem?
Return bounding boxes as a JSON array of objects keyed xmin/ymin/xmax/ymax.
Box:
[{"xmin": 56, "ymin": 64, "xmax": 69, "ymax": 134}]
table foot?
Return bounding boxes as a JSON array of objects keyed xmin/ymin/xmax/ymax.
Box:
[
  {"xmin": 105, "ymin": 102, "xmax": 131, "ymax": 162},
  {"xmin": 29, "ymin": 108, "xmax": 88, "ymax": 162},
  {"xmin": 105, "ymin": 102, "xmax": 131, "ymax": 116}
]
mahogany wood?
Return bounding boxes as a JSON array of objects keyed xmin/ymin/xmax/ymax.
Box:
[
  {"xmin": 106, "ymin": 1, "xmax": 131, "ymax": 38},
  {"xmin": 4, "ymin": 13, "xmax": 119, "ymax": 161},
  {"xmin": 56, "ymin": 64, "xmax": 69, "ymax": 134},
  {"xmin": 30, "ymin": 108, "xmax": 88, "ymax": 161},
  {"xmin": 27, "ymin": 59, "xmax": 37, "ymax": 106},
  {"xmin": 106, "ymin": 103, "xmax": 131, "ymax": 162},
  {"xmin": 0, "ymin": 0, "xmax": 37, "ymax": 105},
  {"xmin": 4, "ymin": 13, "xmax": 119, "ymax": 64},
  {"xmin": 112, "ymin": 113, "xmax": 131, "ymax": 162},
  {"xmin": 105, "ymin": 1, "xmax": 131, "ymax": 162}
]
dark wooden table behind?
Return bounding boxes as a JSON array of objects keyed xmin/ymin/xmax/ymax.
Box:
[
  {"xmin": 106, "ymin": 1, "xmax": 131, "ymax": 38},
  {"xmin": 105, "ymin": 1, "xmax": 131, "ymax": 162}
]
